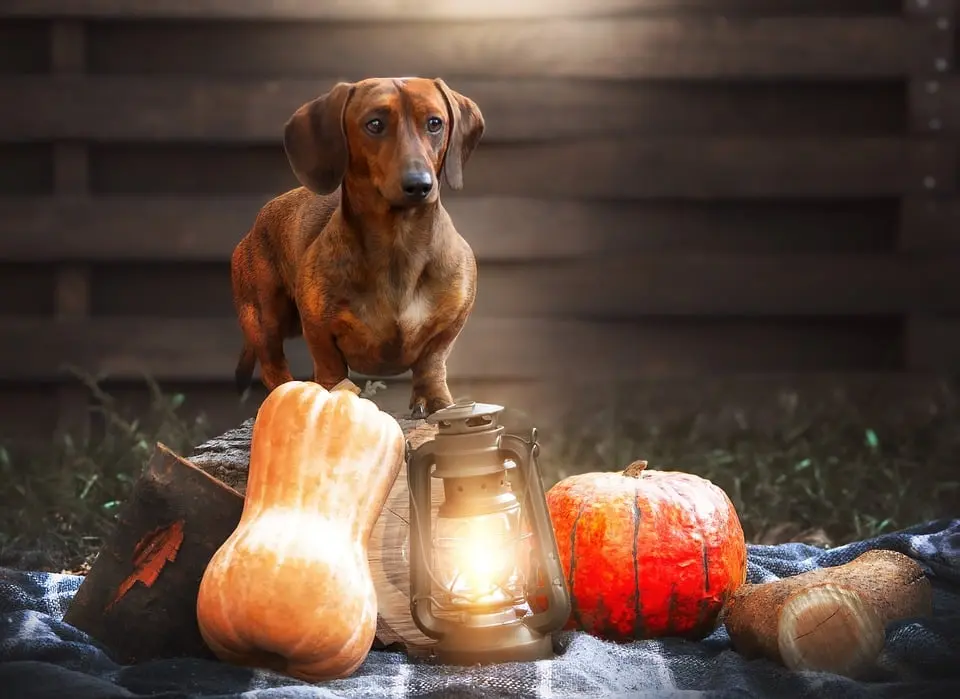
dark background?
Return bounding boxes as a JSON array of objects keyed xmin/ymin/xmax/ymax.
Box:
[{"xmin": 0, "ymin": 0, "xmax": 957, "ymax": 452}]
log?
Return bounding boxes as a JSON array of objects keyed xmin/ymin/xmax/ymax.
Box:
[
  {"xmin": 64, "ymin": 389, "xmax": 442, "ymax": 664},
  {"xmin": 63, "ymin": 443, "xmax": 245, "ymax": 664}
]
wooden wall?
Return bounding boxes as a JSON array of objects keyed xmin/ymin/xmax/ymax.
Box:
[{"xmin": 0, "ymin": 0, "xmax": 958, "ymax": 442}]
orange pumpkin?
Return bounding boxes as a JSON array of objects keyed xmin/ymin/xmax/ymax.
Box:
[
  {"xmin": 541, "ymin": 460, "xmax": 747, "ymax": 642},
  {"xmin": 195, "ymin": 381, "xmax": 405, "ymax": 682}
]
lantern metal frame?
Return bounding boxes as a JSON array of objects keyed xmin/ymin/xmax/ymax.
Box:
[{"xmin": 407, "ymin": 401, "xmax": 572, "ymax": 666}]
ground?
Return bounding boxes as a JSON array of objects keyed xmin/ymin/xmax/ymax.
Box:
[{"xmin": 1, "ymin": 373, "xmax": 958, "ymax": 575}]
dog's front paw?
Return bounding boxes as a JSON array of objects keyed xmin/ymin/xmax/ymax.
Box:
[{"xmin": 410, "ymin": 394, "xmax": 453, "ymax": 420}]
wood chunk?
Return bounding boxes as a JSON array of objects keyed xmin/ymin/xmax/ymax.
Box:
[{"xmin": 63, "ymin": 444, "xmax": 245, "ymax": 664}]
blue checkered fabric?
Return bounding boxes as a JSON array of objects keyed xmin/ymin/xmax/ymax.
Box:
[{"xmin": 2, "ymin": 519, "xmax": 959, "ymax": 699}]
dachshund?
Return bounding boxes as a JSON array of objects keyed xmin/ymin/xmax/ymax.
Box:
[{"xmin": 230, "ymin": 77, "xmax": 484, "ymax": 418}]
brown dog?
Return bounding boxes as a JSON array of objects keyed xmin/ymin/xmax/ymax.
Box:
[{"xmin": 230, "ymin": 77, "xmax": 484, "ymax": 418}]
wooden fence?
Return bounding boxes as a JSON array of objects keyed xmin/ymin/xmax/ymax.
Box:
[{"xmin": 0, "ymin": 0, "xmax": 958, "ymax": 441}]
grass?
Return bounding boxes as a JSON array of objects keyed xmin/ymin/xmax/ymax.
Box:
[
  {"xmin": 540, "ymin": 377, "xmax": 960, "ymax": 547},
  {"xmin": 0, "ymin": 373, "xmax": 212, "ymax": 574},
  {"xmin": 1, "ymin": 374, "xmax": 959, "ymax": 574}
]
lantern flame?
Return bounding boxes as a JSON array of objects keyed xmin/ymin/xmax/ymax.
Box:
[{"xmin": 434, "ymin": 509, "xmax": 522, "ymax": 606}]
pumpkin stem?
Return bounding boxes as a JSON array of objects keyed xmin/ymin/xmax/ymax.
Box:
[{"xmin": 623, "ymin": 460, "xmax": 648, "ymax": 478}]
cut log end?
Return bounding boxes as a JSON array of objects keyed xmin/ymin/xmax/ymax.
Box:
[
  {"xmin": 722, "ymin": 549, "xmax": 932, "ymax": 675},
  {"xmin": 777, "ymin": 582, "xmax": 885, "ymax": 679}
]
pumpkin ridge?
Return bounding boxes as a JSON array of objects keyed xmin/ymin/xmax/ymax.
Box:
[
  {"xmin": 298, "ymin": 388, "xmax": 327, "ymax": 516},
  {"xmin": 678, "ymin": 474, "xmax": 719, "ymax": 633},
  {"xmin": 567, "ymin": 499, "xmax": 588, "ymax": 631},
  {"xmin": 295, "ymin": 596, "xmax": 375, "ymax": 679},
  {"xmin": 652, "ymin": 476, "xmax": 694, "ymax": 638},
  {"xmin": 689, "ymin": 538, "xmax": 717, "ymax": 638},
  {"xmin": 710, "ymin": 485, "xmax": 746, "ymax": 589},
  {"xmin": 354, "ymin": 412, "xmax": 404, "ymax": 541},
  {"xmin": 691, "ymin": 595, "xmax": 715, "ymax": 639},
  {"xmin": 665, "ymin": 582, "xmax": 680, "ymax": 636},
  {"xmin": 701, "ymin": 540, "xmax": 711, "ymax": 594},
  {"xmin": 202, "ymin": 541, "xmax": 243, "ymax": 652},
  {"xmin": 631, "ymin": 488, "xmax": 645, "ymax": 640},
  {"xmin": 244, "ymin": 395, "xmax": 273, "ymax": 518}
]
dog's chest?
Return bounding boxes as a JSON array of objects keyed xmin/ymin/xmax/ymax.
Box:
[
  {"xmin": 396, "ymin": 292, "xmax": 434, "ymax": 335},
  {"xmin": 334, "ymin": 289, "xmax": 438, "ymax": 374},
  {"xmin": 353, "ymin": 287, "xmax": 434, "ymax": 332}
]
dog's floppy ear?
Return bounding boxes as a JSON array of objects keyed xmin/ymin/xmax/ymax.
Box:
[
  {"xmin": 283, "ymin": 81, "xmax": 355, "ymax": 195},
  {"xmin": 434, "ymin": 78, "xmax": 485, "ymax": 191}
]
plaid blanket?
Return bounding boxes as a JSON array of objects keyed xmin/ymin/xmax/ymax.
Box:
[{"xmin": 1, "ymin": 519, "xmax": 958, "ymax": 699}]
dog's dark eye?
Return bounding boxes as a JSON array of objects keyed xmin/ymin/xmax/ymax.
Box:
[
  {"xmin": 365, "ymin": 119, "xmax": 385, "ymax": 135},
  {"xmin": 426, "ymin": 117, "xmax": 443, "ymax": 133}
]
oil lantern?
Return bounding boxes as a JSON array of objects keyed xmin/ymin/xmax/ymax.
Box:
[{"xmin": 406, "ymin": 401, "xmax": 571, "ymax": 665}]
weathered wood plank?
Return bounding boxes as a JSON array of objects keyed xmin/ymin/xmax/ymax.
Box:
[
  {"xmin": 82, "ymin": 17, "xmax": 934, "ymax": 79},
  {"xmin": 0, "ymin": 0, "xmax": 905, "ymax": 20},
  {"xmin": 0, "ymin": 144, "xmax": 53, "ymax": 195},
  {"xmin": 902, "ymin": 5, "xmax": 955, "ymax": 75},
  {"xmin": 0, "ymin": 76, "xmax": 905, "ymax": 144},
  {"xmin": 0, "ymin": 264, "xmax": 57, "ymax": 315},
  {"xmin": 53, "ymin": 260, "xmax": 93, "ymax": 438},
  {"xmin": 458, "ymin": 139, "xmax": 955, "ymax": 199},
  {"xmin": 472, "ymin": 255, "xmax": 960, "ymax": 318},
  {"xmin": 0, "ymin": 196, "xmax": 900, "ymax": 262},
  {"xmin": 52, "ymin": 144, "xmax": 87, "ymax": 193},
  {"xmin": 0, "ymin": 21, "xmax": 49, "ymax": 73},
  {"xmin": 53, "ymin": 266, "xmax": 90, "ymax": 319},
  {"xmin": 50, "ymin": 20, "xmax": 93, "ymax": 441},
  {"xmin": 0, "ymin": 315, "xmax": 904, "ymax": 383},
  {"xmin": 85, "ymin": 139, "xmax": 955, "ymax": 199},
  {"xmin": 0, "ymin": 386, "xmax": 60, "ymax": 445},
  {"xmin": 900, "ymin": 196, "xmax": 960, "ymax": 250},
  {"xmin": 905, "ymin": 316, "xmax": 960, "ymax": 371},
  {"xmin": 910, "ymin": 76, "xmax": 960, "ymax": 133},
  {"xmin": 78, "ymin": 255, "xmax": 960, "ymax": 319},
  {"xmin": 53, "ymin": 257, "xmax": 93, "ymax": 438},
  {"xmin": 50, "ymin": 20, "xmax": 85, "ymax": 74},
  {"xmin": 903, "ymin": 0, "xmax": 957, "ymax": 19}
]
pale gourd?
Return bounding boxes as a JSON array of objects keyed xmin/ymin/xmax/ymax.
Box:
[{"xmin": 196, "ymin": 381, "xmax": 406, "ymax": 681}]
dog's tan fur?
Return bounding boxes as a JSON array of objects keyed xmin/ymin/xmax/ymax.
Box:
[{"xmin": 230, "ymin": 77, "xmax": 484, "ymax": 417}]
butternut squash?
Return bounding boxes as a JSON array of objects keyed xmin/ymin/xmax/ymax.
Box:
[{"xmin": 196, "ymin": 381, "xmax": 406, "ymax": 681}]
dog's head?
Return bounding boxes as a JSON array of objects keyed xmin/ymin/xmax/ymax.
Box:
[{"xmin": 283, "ymin": 77, "xmax": 484, "ymax": 208}]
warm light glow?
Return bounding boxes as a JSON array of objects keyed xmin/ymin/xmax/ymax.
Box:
[{"xmin": 433, "ymin": 509, "xmax": 523, "ymax": 607}]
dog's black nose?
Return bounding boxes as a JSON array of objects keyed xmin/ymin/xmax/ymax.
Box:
[{"xmin": 401, "ymin": 170, "xmax": 434, "ymax": 201}]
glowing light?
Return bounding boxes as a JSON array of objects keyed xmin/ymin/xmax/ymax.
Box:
[{"xmin": 433, "ymin": 509, "xmax": 522, "ymax": 606}]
